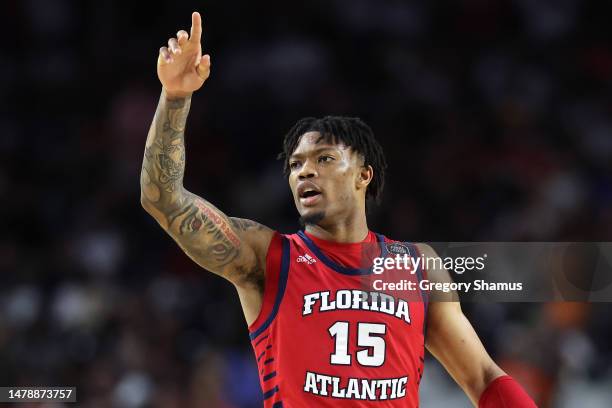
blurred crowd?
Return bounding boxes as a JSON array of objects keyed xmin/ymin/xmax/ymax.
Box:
[{"xmin": 1, "ymin": 0, "xmax": 611, "ymax": 407}]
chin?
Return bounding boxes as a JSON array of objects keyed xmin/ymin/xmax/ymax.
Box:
[{"xmin": 299, "ymin": 210, "xmax": 326, "ymax": 226}]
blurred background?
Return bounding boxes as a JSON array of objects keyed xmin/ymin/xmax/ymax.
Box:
[{"xmin": 1, "ymin": 0, "xmax": 612, "ymax": 407}]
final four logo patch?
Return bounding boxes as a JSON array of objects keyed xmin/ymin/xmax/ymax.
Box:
[{"xmin": 386, "ymin": 242, "xmax": 410, "ymax": 256}]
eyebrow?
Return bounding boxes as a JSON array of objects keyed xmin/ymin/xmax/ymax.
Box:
[{"xmin": 289, "ymin": 147, "xmax": 341, "ymax": 160}]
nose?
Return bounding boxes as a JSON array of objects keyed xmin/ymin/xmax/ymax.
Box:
[{"xmin": 298, "ymin": 159, "xmax": 317, "ymax": 180}]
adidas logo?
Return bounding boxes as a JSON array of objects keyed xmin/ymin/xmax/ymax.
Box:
[{"xmin": 296, "ymin": 254, "xmax": 317, "ymax": 265}]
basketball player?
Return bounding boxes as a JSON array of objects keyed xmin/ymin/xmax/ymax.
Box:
[{"xmin": 140, "ymin": 12, "xmax": 537, "ymax": 407}]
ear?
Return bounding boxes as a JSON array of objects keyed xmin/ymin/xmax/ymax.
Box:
[{"xmin": 356, "ymin": 164, "xmax": 374, "ymax": 191}]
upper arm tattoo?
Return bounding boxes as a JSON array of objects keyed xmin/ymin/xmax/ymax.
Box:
[
  {"xmin": 166, "ymin": 194, "xmax": 243, "ymax": 270},
  {"xmin": 168, "ymin": 199, "xmax": 270, "ymax": 285},
  {"xmin": 230, "ymin": 217, "xmax": 268, "ymax": 233}
]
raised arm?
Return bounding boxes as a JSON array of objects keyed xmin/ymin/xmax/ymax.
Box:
[{"xmin": 140, "ymin": 12, "xmax": 274, "ymax": 292}]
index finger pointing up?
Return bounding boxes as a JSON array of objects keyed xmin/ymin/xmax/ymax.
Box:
[{"xmin": 190, "ymin": 11, "xmax": 202, "ymax": 43}]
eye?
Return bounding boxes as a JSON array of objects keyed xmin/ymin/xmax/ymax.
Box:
[
  {"xmin": 318, "ymin": 155, "xmax": 334, "ymax": 163},
  {"xmin": 289, "ymin": 161, "xmax": 301, "ymax": 170}
]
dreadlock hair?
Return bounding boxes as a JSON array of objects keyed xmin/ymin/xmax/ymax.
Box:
[{"xmin": 278, "ymin": 116, "xmax": 387, "ymax": 205}]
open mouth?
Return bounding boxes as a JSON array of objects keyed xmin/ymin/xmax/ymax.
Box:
[
  {"xmin": 298, "ymin": 183, "xmax": 323, "ymax": 206},
  {"xmin": 301, "ymin": 190, "xmax": 321, "ymax": 199}
]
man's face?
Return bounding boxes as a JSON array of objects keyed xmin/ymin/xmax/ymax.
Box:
[{"xmin": 288, "ymin": 132, "xmax": 369, "ymax": 226}]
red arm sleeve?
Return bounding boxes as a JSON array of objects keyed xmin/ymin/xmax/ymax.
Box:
[{"xmin": 479, "ymin": 375, "xmax": 538, "ymax": 408}]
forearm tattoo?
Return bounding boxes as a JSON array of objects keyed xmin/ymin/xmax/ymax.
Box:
[{"xmin": 141, "ymin": 95, "xmax": 189, "ymax": 204}]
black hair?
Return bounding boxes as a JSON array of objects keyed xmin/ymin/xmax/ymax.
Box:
[{"xmin": 278, "ymin": 116, "xmax": 387, "ymax": 204}]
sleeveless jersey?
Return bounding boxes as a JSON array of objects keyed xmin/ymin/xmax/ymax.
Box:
[{"xmin": 248, "ymin": 230, "xmax": 428, "ymax": 408}]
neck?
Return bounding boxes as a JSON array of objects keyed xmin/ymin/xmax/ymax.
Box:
[{"xmin": 304, "ymin": 212, "xmax": 369, "ymax": 243}]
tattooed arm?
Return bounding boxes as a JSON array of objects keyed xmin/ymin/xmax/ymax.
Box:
[{"xmin": 140, "ymin": 13, "xmax": 274, "ymax": 291}]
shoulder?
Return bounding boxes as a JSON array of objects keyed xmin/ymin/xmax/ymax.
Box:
[
  {"xmin": 229, "ymin": 217, "xmax": 276, "ymax": 254},
  {"xmin": 374, "ymin": 232, "xmax": 430, "ymax": 258},
  {"xmin": 376, "ymin": 238, "xmax": 459, "ymax": 302},
  {"xmin": 414, "ymin": 243, "xmax": 460, "ymax": 303},
  {"xmin": 224, "ymin": 218, "xmax": 276, "ymax": 288}
]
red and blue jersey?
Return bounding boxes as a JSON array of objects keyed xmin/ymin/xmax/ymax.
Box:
[{"xmin": 248, "ymin": 230, "xmax": 428, "ymax": 407}]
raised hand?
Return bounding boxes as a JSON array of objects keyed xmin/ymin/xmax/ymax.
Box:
[{"xmin": 157, "ymin": 12, "xmax": 211, "ymax": 98}]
